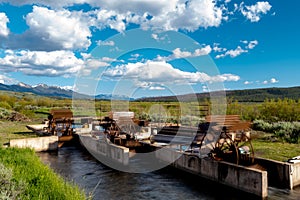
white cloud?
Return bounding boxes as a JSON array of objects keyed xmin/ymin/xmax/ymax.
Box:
[
  {"xmin": 262, "ymin": 78, "xmax": 279, "ymax": 85},
  {"xmin": 92, "ymin": 9, "xmax": 127, "ymax": 32},
  {"xmin": 149, "ymin": 86, "xmax": 165, "ymax": 91},
  {"xmin": 0, "ymin": 50, "xmax": 108, "ymax": 77},
  {"xmin": 202, "ymin": 85, "xmax": 209, "ymax": 92},
  {"xmin": 151, "ymin": 34, "xmax": 159, "ymax": 40},
  {"xmin": 25, "ymin": 6, "xmax": 91, "ymax": 50},
  {"xmin": 240, "ymin": 1, "xmax": 272, "ymax": 22},
  {"xmin": 0, "ymin": 12, "xmax": 9, "ymax": 37},
  {"xmin": 84, "ymin": 1, "xmax": 231, "ymax": 39},
  {"xmin": 270, "ymin": 78, "xmax": 279, "ymax": 83},
  {"xmin": 97, "ymin": 40, "xmax": 115, "ymax": 46},
  {"xmin": 215, "ymin": 40, "xmax": 258, "ymax": 59},
  {"xmin": 128, "ymin": 54, "xmax": 141, "ymax": 61},
  {"xmin": 246, "ymin": 40, "xmax": 258, "ymax": 49},
  {"xmin": 174, "ymin": 46, "xmax": 212, "ymax": 58},
  {"xmin": 216, "ymin": 46, "xmax": 247, "ymax": 59},
  {"xmin": 145, "ymin": 0, "xmax": 225, "ymax": 31},
  {"xmin": 0, "ymin": 0, "xmax": 272, "ymax": 34},
  {"xmin": 157, "ymin": 46, "xmax": 212, "ymax": 61},
  {"xmin": 262, "ymin": 80, "xmax": 268, "ymax": 84},
  {"xmin": 244, "ymin": 81, "xmax": 253, "ymax": 85},
  {"xmin": 213, "ymin": 43, "xmax": 227, "ymax": 52},
  {"xmin": 0, "ymin": 74, "xmax": 17, "ymax": 84},
  {"xmin": 0, "ymin": 0, "xmax": 88, "ymax": 9},
  {"xmin": 101, "ymin": 57, "xmax": 117, "ymax": 62},
  {"xmin": 59, "ymin": 85, "xmax": 74, "ymax": 90},
  {"xmin": 103, "ymin": 60, "xmax": 240, "ymax": 89},
  {"xmin": 7, "ymin": 0, "xmax": 226, "ymax": 32}
]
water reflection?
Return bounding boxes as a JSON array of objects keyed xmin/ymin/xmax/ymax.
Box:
[{"xmin": 37, "ymin": 146, "xmax": 300, "ymax": 200}]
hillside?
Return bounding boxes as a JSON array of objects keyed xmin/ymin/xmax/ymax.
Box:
[
  {"xmin": 0, "ymin": 83, "xmax": 132, "ymax": 100},
  {"xmin": 0, "ymin": 83, "xmax": 86, "ymax": 99},
  {"xmin": 1, "ymin": 83, "xmax": 300, "ymax": 102},
  {"xmin": 136, "ymin": 86, "xmax": 300, "ymax": 102}
]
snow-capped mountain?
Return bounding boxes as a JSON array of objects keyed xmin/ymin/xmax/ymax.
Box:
[
  {"xmin": 0, "ymin": 82, "xmax": 87, "ymax": 99},
  {"xmin": 0, "ymin": 82, "xmax": 133, "ymax": 100},
  {"xmin": 17, "ymin": 82, "xmax": 32, "ymax": 88}
]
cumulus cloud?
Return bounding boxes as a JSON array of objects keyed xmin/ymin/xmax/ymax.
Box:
[
  {"xmin": 103, "ymin": 61, "xmax": 240, "ymax": 89},
  {"xmin": 157, "ymin": 46, "xmax": 212, "ymax": 61},
  {"xmin": 261, "ymin": 78, "xmax": 279, "ymax": 84},
  {"xmin": 26, "ymin": 6, "xmax": 91, "ymax": 49},
  {"xmin": 0, "ymin": 50, "xmax": 108, "ymax": 77},
  {"xmin": 2, "ymin": 0, "xmax": 228, "ymax": 32},
  {"xmin": 0, "ymin": 74, "xmax": 17, "ymax": 84},
  {"xmin": 0, "ymin": 1, "xmax": 270, "ymax": 53},
  {"xmin": 0, "ymin": 0, "xmax": 88, "ymax": 9},
  {"xmin": 2, "ymin": 6, "xmax": 92, "ymax": 51},
  {"xmin": 216, "ymin": 46, "xmax": 247, "ymax": 59},
  {"xmin": 144, "ymin": 0, "xmax": 225, "ymax": 31},
  {"xmin": 270, "ymin": 78, "xmax": 279, "ymax": 83},
  {"xmin": 215, "ymin": 40, "xmax": 258, "ymax": 59},
  {"xmin": 240, "ymin": 1, "xmax": 272, "ymax": 22},
  {"xmin": 91, "ymin": 0, "xmax": 226, "ymax": 33},
  {"xmin": 0, "ymin": 0, "xmax": 273, "ymax": 33},
  {"xmin": 0, "ymin": 12, "xmax": 9, "ymax": 37},
  {"xmin": 92, "ymin": 9, "xmax": 127, "ymax": 32}
]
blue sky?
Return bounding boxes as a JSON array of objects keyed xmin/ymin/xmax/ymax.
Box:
[{"xmin": 0, "ymin": 0, "xmax": 299, "ymax": 98}]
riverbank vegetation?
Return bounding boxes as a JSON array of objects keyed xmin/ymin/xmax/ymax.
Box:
[
  {"xmin": 1, "ymin": 90, "xmax": 299, "ymax": 199},
  {"xmin": 0, "ymin": 147, "xmax": 86, "ymax": 199},
  {"xmin": 0, "ymin": 90, "xmax": 300, "ymax": 159}
]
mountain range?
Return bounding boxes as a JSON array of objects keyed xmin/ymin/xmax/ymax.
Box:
[
  {"xmin": 0, "ymin": 82, "xmax": 300, "ymax": 102},
  {"xmin": 0, "ymin": 82, "xmax": 132, "ymax": 100}
]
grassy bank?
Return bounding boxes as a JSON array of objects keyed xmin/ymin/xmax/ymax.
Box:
[
  {"xmin": 0, "ymin": 120, "xmax": 38, "ymax": 146},
  {"xmin": 251, "ymin": 131, "xmax": 300, "ymax": 161},
  {"xmin": 0, "ymin": 121, "xmax": 87, "ymax": 199},
  {"xmin": 0, "ymin": 147, "xmax": 86, "ymax": 200}
]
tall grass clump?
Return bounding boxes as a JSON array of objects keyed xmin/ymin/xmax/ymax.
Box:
[{"xmin": 0, "ymin": 147, "xmax": 86, "ymax": 200}]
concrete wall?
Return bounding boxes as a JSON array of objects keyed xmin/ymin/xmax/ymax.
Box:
[
  {"xmin": 291, "ymin": 162, "xmax": 300, "ymax": 188},
  {"xmin": 255, "ymin": 157, "xmax": 300, "ymax": 190},
  {"xmin": 78, "ymin": 134, "xmax": 129, "ymax": 166},
  {"xmin": 156, "ymin": 148, "xmax": 268, "ymax": 198},
  {"xmin": 10, "ymin": 136, "xmax": 58, "ymax": 152}
]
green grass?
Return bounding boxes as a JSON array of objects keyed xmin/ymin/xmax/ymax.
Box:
[
  {"xmin": 0, "ymin": 121, "xmax": 88, "ymax": 199},
  {"xmin": 251, "ymin": 132, "xmax": 300, "ymax": 162},
  {"xmin": 0, "ymin": 147, "xmax": 86, "ymax": 200},
  {"xmin": 0, "ymin": 120, "xmax": 38, "ymax": 146}
]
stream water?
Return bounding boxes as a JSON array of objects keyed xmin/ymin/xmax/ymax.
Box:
[{"xmin": 37, "ymin": 146, "xmax": 300, "ymax": 200}]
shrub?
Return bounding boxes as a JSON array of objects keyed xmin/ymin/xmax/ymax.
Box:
[
  {"xmin": 0, "ymin": 108, "xmax": 12, "ymax": 120},
  {"xmin": 0, "ymin": 163, "xmax": 26, "ymax": 200},
  {"xmin": 0, "ymin": 101, "xmax": 12, "ymax": 110},
  {"xmin": 252, "ymin": 120, "xmax": 300, "ymax": 144},
  {"xmin": 252, "ymin": 119, "xmax": 273, "ymax": 132}
]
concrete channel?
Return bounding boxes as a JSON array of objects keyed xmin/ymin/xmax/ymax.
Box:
[
  {"xmin": 156, "ymin": 146, "xmax": 268, "ymax": 198},
  {"xmin": 10, "ymin": 136, "xmax": 59, "ymax": 151},
  {"xmin": 7, "ymin": 133, "xmax": 300, "ymax": 199}
]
